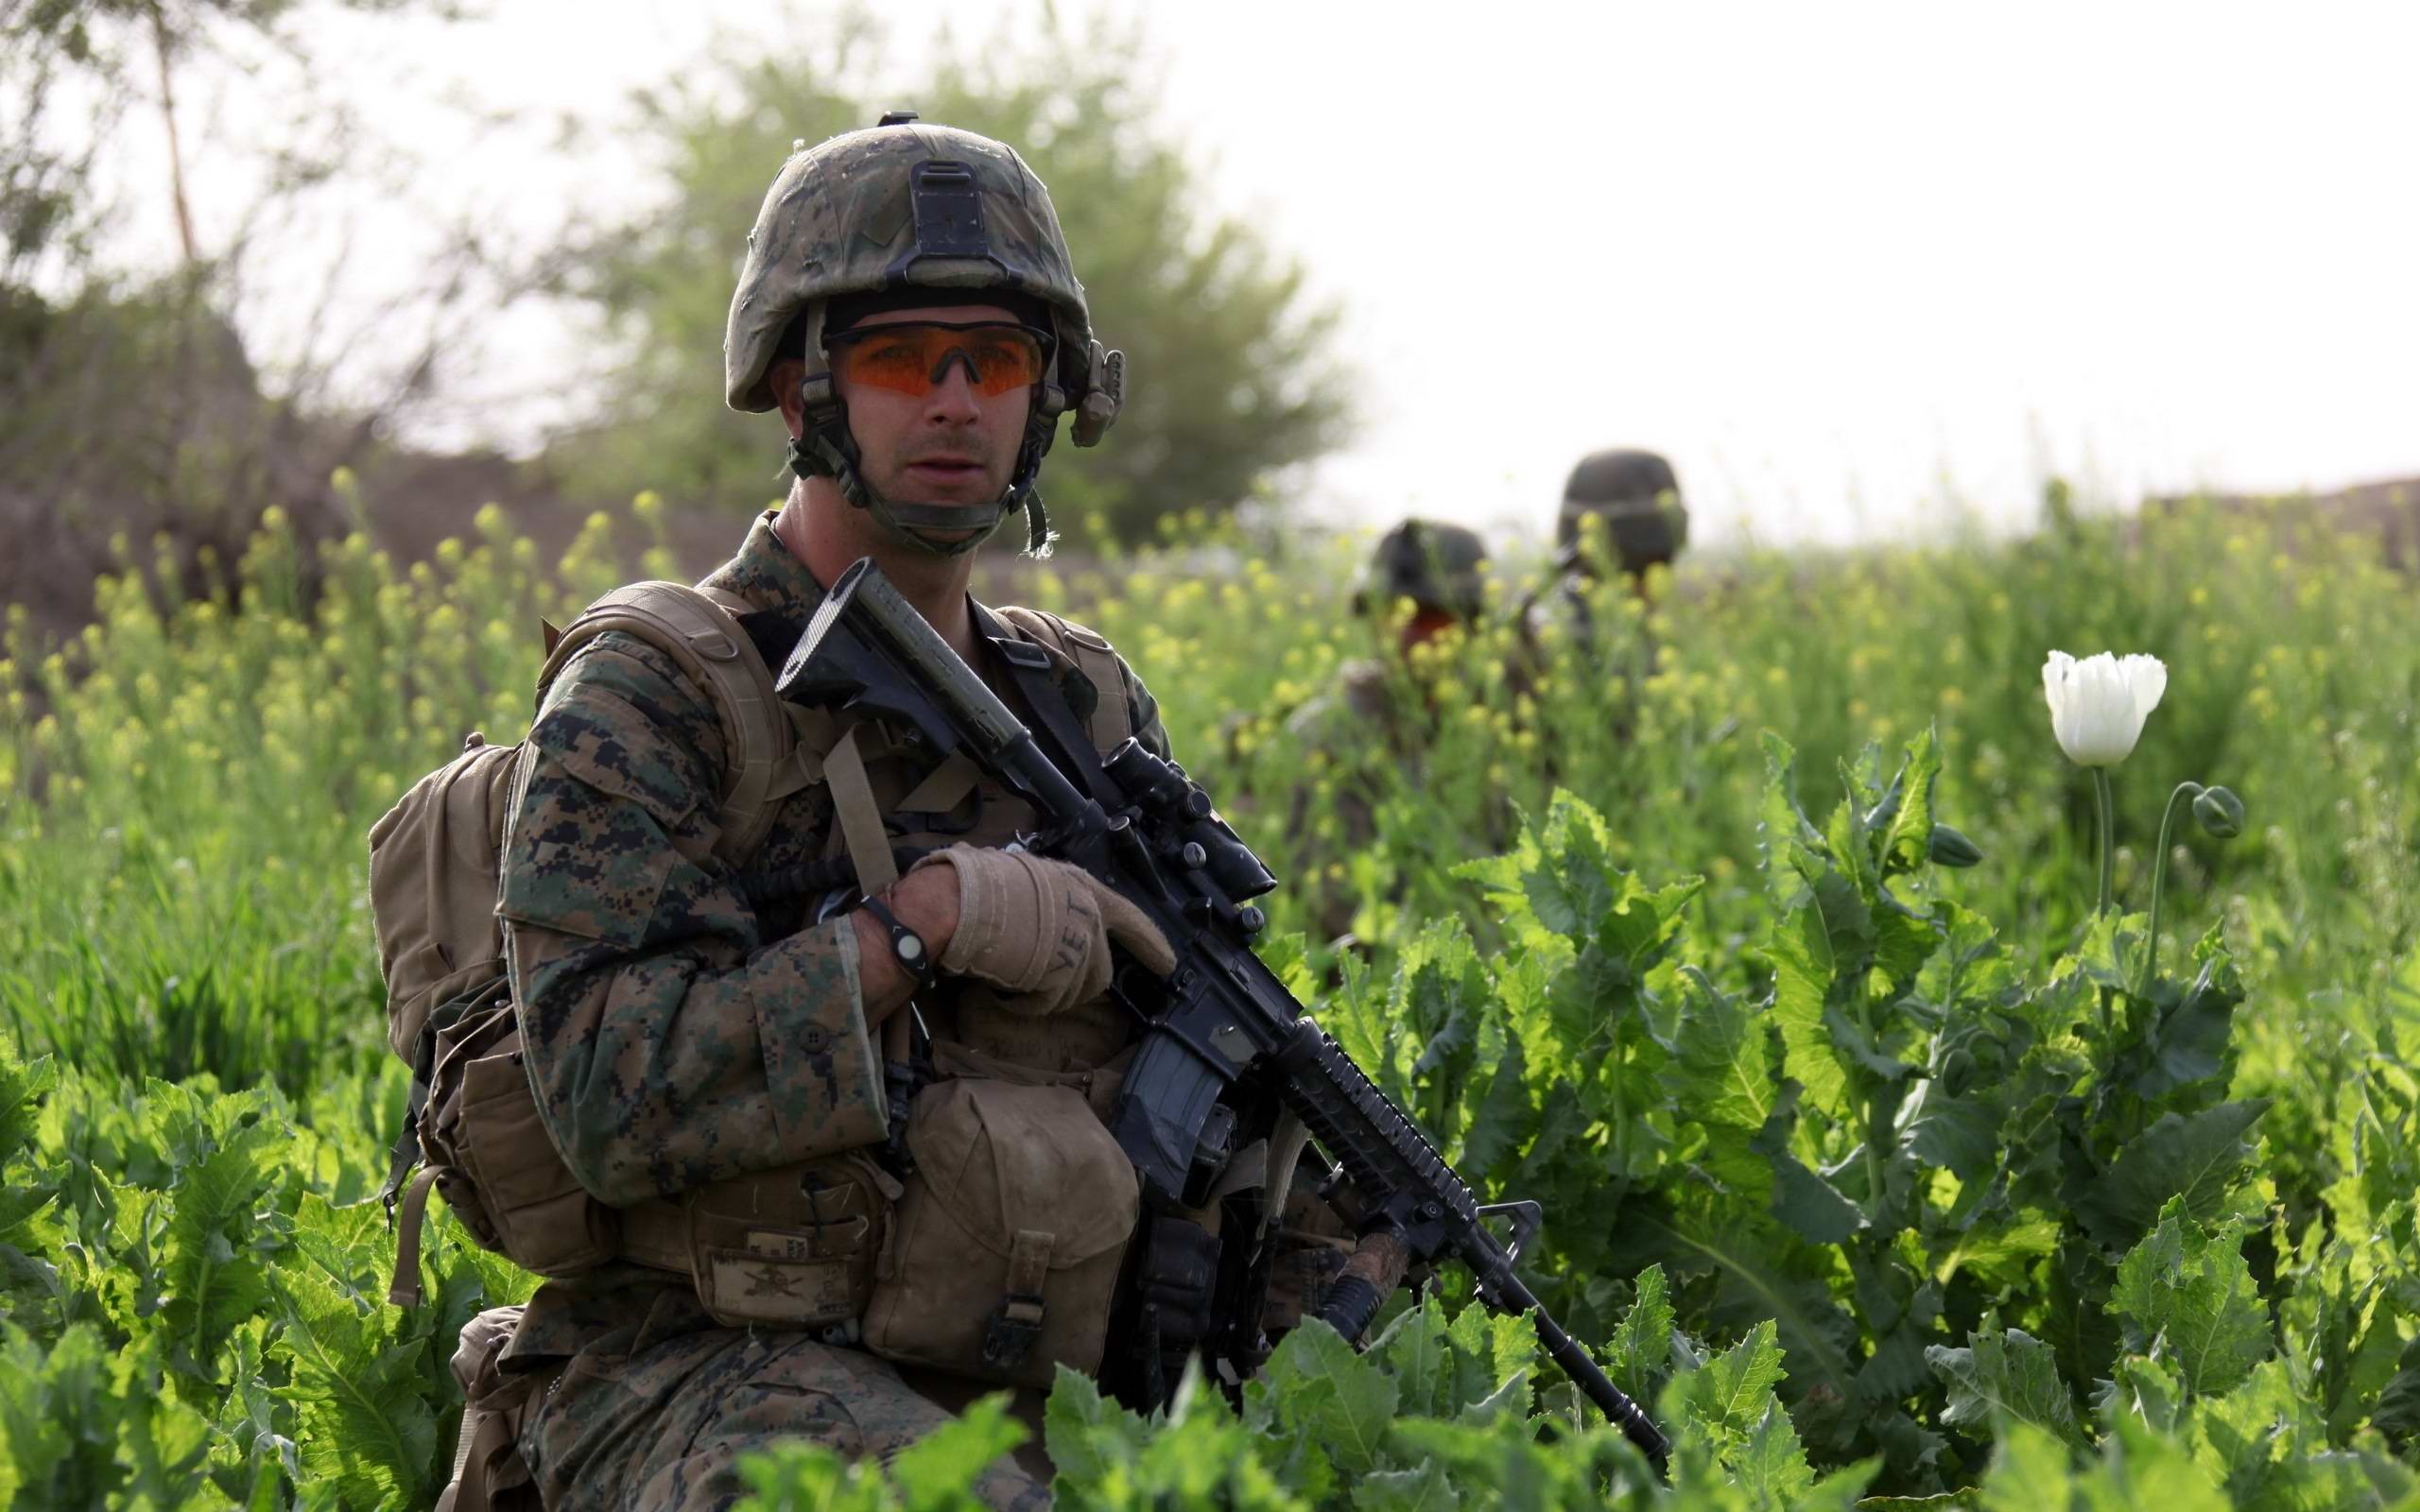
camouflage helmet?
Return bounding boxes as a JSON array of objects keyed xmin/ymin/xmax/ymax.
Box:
[
  {"xmin": 1353, "ymin": 519, "xmax": 1490, "ymax": 622},
  {"xmin": 1557, "ymin": 448, "xmax": 1687, "ymax": 575},
  {"xmin": 724, "ymin": 113, "xmax": 1124, "ymax": 557}
]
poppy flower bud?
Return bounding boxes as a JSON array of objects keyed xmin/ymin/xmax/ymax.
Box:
[
  {"xmin": 2192, "ymin": 785, "xmax": 2245, "ymax": 840},
  {"xmin": 1927, "ymin": 823, "xmax": 1984, "ymax": 868}
]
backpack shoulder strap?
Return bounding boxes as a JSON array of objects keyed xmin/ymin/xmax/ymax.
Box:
[
  {"xmin": 992, "ymin": 606, "xmax": 1132, "ymax": 753},
  {"xmin": 533, "ymin": 581, "xmax": 789, "ymax": 868}
]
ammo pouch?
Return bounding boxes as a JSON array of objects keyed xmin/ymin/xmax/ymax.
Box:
[
  {"xmin": 863, "ymin": 1074, "xmax": 1140, "ymax": 1389},
  {"xmin": 398, "ymin": 991, "xmax": 619, "ymax": 1296},
  {"xmin": 621, "ymin": 1153, "xmax": 903, "ymax": 1331}
]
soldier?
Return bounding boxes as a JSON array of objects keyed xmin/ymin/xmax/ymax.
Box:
[
  {"xmin": 468, "ymin": 118, "xmax": 1212, "ymax": 1511},
  {"xmin": 1294, "ymin": 518, "xmax": 1490, "ymax": 739},
  {"xmin": 1519, "ymin": 448, "xmax": 1688, "ymax": 712},
  {"xmin": 1553, "ymin": 447, "xmax": 1689, "ymax": 590},
  {"xmin": 1276, "ymin": 519, "xmax": 1492, "ymax": 943}
]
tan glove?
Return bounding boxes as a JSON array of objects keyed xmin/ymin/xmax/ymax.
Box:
[{"xmin": 914, "ymin": 845, "xmax": 1177, "ymax": 1016}]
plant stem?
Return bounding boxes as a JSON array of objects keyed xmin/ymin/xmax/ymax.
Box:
[
  {"xmin": 2091, "ymin": 766, "xmax": 2115, "ymax": 917},
  {"xmin": 2138, "ymin": 781, "xmax": 2204, "ymax": 997}
]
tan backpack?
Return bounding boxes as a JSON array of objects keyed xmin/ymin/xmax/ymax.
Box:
[{"xmin": 372, "ymin": 581, "xmax": 790, "ymax": 1304}]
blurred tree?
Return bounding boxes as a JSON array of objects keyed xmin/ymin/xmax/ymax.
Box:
[
  {"xmin": 0, "ymin": 0, "xmax": 491, "ymax": 642},
  {"xmin": 552, "ymin": 9, "xmax": 1352, "ymax": 543}
]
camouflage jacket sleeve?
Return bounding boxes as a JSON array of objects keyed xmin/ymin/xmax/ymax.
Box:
[
  {"xmin": 496, "ymin": 631, "xmax": 886, "ymax": 1208},
  {"xmin": 1119, "ymin": 650, "xmax": 1175, "ymax": 763}
]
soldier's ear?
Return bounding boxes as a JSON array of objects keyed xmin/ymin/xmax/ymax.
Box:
[{"xmin": 769, "ymin": 357, "xmax": 809, "ymax": 438}]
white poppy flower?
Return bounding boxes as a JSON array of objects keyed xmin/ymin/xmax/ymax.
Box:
[{"xmin": 2042, "ymin": 651, "xmax": 2168, "ymax": 767}]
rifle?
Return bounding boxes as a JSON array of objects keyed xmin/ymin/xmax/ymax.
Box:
[{"xmin": 777, "ymin": 558, "xmax": 1670, "ymax": 1468}]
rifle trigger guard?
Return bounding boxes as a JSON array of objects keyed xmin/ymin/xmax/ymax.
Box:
[{"xmin": 1476, "ymin": 1201, "xmax": 1544, "ymax": 1266}]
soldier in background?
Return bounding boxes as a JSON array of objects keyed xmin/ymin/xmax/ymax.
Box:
[
  {"xmin": 1548, "ymin": 447, "xmax": 1688, "ymax": 601},
  {"xmin": 1298, "ymin": 519, "xmax": 1490, "ymax": 735},
  {"xmin": 1279, "ymin": 519, "xmax": 1492, "ymax": 943},
  {"xmin": 1520, "ymin": 448, "xmax": 1688, "ymax": 703}
]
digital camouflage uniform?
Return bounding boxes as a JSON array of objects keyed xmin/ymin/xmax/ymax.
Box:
[{"xmin": 493, "ymin": 511, "xmax": 1170, "ymax": 1510}]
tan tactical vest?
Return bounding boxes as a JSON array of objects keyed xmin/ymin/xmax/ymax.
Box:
[
  {"xmin": 616, "ymin": 604, "xmax": 1150, "ymax": 1390},
  {"xmin": 376, "ymin": 586, "xmax": 1139, "ymax": 1341}
]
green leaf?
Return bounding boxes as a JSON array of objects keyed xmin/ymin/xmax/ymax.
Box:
[
  {"xmin": 268, "ymin": 1263, "xmax": 440, "ymax": 1508},
  {"xmin": 1972, "ymin": 1420, "xmax": 2081, "ymax": 1512},
  {"xmin": 1043, "ymin": 1366, "xmax": 1149, "ymax": 1489},
  {"xmin": 160, "ymin": 1098, "xmax": 287, "ymax": 1387},
  {"xmin": 207, "ymin": 1321, "xmax": 298, "ymax": 1511},
  {"xmin": 1826, "ymin": 790, "xmax": 1882, "ymax": 909},
  {"xmin": 2100, "ymin": 1352, "xmax": 2185, "ymax": 1435},
  {"xmin": 1926, "ymin": 1327, "xmax": 2088, "ymax": 1449},
  {"xmin": 1755, "ymin": 1136, "xmax": 1865, "ymax": 1246},
  {"xmin": 2131, "ymin": 969, "xmax": 2243, "ymax": 1107},
  {"xmin": 1729, "ymin": 1399, "xmax": 1818, "ymax": 1507},
  {"xmin": 1601, "ymin": 1265, "xmax": 1675, "ymax": 1407},
  {"xmin": 1877, "ymin": 727, "xmax": 1944, "ymax": 877},
  {"xmin": 2109, "ymin": 1198, "xmax": 2272, "ymax": 1398},
  {"xmin": 105, "ymin": 1334, "xmax": 216, "ymax": 1511},
  {"xmin": 0, "ymin": 1322, "xmax": 121, "ymax": 1508},
  {"xmin": 1766, "ymin": 894, "xmax": 1850, "ymax": 1116},
  {"xmin": 1256, "ymin": 1321, "xmax": 1401, "ymax": 1476},
  {"xmin": 1515, "ymin": 792, "xmax": 1624, "ymax": 940},
  {"xmin": 1591, "ymin": 874, "xmax": 1704, "ymax": 981},
  {"xmin": 1662, "ymin": 971, "xmax": 1780, "ymax": 1132},
  {"xmin": 1618, "ymin": 1208, "xmax": 1858, "ymax": 1403},
  {"xmin": 887, "ymin": 1392, "xmax": 1027, "ymax": 1509},
  {"xmin": 1443, "ymin": 1300, "xmax": 1537, "ymax": 1414},
  {"xmin": 0, "ymin": 1049, "xmax": 55, "ymax": 1161},
  {"xmin": 1756, "ymin": 731, "xmax": 1824, "ymax": 907},
  {"xmin": 1353, "ymin": 1457, "xmax": 1460, "ymax": 1512},
  {"xmin": 1457, "ymin": 1012, "xmax": 1532, "ymax": 1179},
  {"xmin": 1903, "ymin": 1089, "xmax": 2003, "ymax": 1184},
  {"xmin": 734, "ymin": 1440, "xmax": 886, "ymax": 1511},
  {"xmin": 2072, "ymin": 1100, "xmax": 2270, "ymax": 1250},
  {"xmin": 1670, "ymin": 1318, "xmax": 1787, "ymax": 1445},
  {"xmin": 1374, "ymin": 1297, "xmax": 1455, "ymax": 1419},
  {"xmin": 2186, "ymin": 1358, "xmax": 2320, "ymax": 1507},
  {"xmin": 2369, "ymin": 1332, "xmax": 2420, "ymax": 1451}
]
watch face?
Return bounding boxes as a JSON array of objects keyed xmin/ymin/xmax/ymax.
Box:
[{"xmin": 899, "ymin": 934, "xmax": 925, "ymax": 964}]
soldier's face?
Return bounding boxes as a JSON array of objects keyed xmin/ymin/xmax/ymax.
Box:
[{"xmin": 830, "ymin": 303, "xmax": 1033, "ymax": 512}]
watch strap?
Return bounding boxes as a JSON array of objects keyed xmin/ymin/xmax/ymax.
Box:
[{"xmin": 859, "ymin": 893, "xmax": 937, "ymax": 992}]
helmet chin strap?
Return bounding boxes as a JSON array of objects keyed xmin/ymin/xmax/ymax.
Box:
[
  {"xmin": 786, "ymin": 421, "xmax": 1057, "ymax": 560},
  {"xmin": 783, "ymin": 436, "xmax": 1038, "ymax": 558}
]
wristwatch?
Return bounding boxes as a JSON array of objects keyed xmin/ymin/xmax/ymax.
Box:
[{"xmin": 858, "ymin": 893, "xmax": 937, "ymax": 993}]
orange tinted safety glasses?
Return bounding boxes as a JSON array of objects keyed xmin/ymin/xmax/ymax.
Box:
[{"xmin": 825, "ymin": 320, "xmax": 1054, "ymax": 399}]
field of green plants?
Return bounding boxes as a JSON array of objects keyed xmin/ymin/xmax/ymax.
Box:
[{"xmin": 4, "ymin": 491, "xmax": 2418, "ymax": 1508}]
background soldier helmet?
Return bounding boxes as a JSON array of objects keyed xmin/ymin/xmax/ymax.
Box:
[
  {"xmin": 1556, "ymin": 448, "xmax": 1688, "ymax": 576},
  {"xmin": 724, "ymin": 112, "xmax": 1125, "ymax": 557},
  {"xmin": 1353, "ymin": 519, "xmax": 1489, "ymax": 622}
]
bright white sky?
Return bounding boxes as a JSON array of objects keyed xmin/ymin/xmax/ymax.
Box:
[{"xmin": 111, "ymin": 0, "xmax": 2420, "ymax": 551}]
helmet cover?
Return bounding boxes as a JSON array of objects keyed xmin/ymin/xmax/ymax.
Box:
[{"xmin": 724, "ymin": 118, "xmax": 1125, "ymax": 556}]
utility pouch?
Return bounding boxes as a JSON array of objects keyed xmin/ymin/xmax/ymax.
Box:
[
  {"xmin": 435, "ymin": 1305, "xmax": 544, "ymax": 1512},
  {"xmin": 420, "ymin": 999, "xmax": 618, "ymax": 1278},
  {"xmin": 671, "ymin": 1154, "xmax": 903, "ymax": 1330},
  {"xmin": 863, "ymin": 1076, "xmax": 1139, "ymax": 1389}
]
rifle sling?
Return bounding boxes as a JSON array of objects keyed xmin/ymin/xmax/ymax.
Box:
[{"xmin": 976, "ymin": 607, "xmax": 1125, "ymax": 809}]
